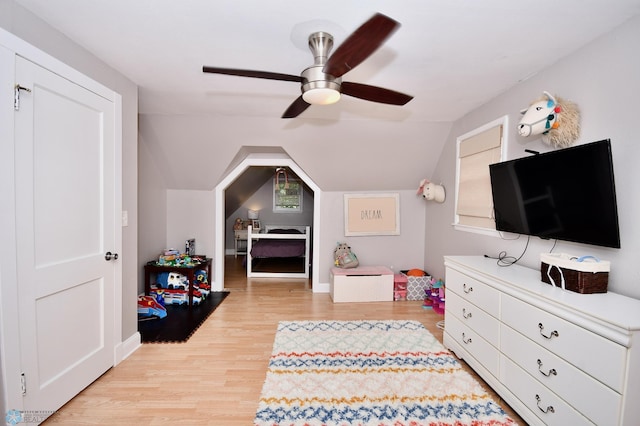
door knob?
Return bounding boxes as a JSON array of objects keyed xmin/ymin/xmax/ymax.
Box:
[{"xmin": 105, "ymin": 252, "xmax": 119, "ymax": 261}]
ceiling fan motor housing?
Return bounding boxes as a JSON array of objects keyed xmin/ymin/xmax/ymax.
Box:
[
  {"xmin": 301, "ymin": 32, "xmax": 342, "ymax": 104},
  {"xmin": 202, "ymin": 13, "xmax": 411, "ymax": 117}
]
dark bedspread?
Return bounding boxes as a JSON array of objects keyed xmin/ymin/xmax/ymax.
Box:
[{"xmin": 250, "ymin": 229, "xmax": 306, "ymax": 258}]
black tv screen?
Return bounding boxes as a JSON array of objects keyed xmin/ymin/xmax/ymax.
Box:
[{"xmin": 489, "ymin": 139, "xmax": 620, "ymax": 248}]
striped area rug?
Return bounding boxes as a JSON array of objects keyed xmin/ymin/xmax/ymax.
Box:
[{"xmin": 254, "ymin": 320, "xmax": 516, "ymax": 426}]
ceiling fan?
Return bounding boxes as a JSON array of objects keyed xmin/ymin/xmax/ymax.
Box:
[{"xmin": 202, "ymin": 13, "xmax": 413, "ymax": 118}]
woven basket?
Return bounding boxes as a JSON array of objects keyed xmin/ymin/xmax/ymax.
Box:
[{"xmin": 540, "ymin": 253, "xmax": 609, "ymax": 294}]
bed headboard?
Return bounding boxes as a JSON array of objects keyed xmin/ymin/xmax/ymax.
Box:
[{"xmin": 263, "ymin": 225, "xmax": 310, "ymax": 234}]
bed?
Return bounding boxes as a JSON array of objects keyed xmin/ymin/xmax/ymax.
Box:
[{"xmin": 246, "ymin": 225, "xmax": 311, "ymax": 278}]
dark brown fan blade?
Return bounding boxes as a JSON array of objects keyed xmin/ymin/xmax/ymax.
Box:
[
  {"xmin": 323, "ymin": 13, "xmax": 399, "ymax": 78},
  {"xmin": 341, "ymin": 81, "xmax": 413, "ymax": 105},
  {"xmin": 203, "ymin": 66, "xmax": 303, "ymax": 83},
  {"xmin": 282, "ymin": 96, "xmax": 311, "ymax": 118}
]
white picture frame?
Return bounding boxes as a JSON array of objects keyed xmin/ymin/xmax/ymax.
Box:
[{"xmin": 344, "ymin": 193, "xmax": 400, "ymax": 236}]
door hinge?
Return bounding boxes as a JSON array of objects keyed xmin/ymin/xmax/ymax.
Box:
[
  {"xmin": 14, "ymin": 84, "xmax": 31, "ymax": 111},
  {"xmin": 20, "ymin": 372, "xmax": 26, "ymax": 395}
]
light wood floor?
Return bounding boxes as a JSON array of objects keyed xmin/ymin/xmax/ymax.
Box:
[{"xmin": 45, "ymin": 256, "xmax": 523, "ymax": 425}]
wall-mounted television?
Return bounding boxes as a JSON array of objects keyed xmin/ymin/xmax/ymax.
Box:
[{"xmin": 489, "ymin": 139, "xmax": 621, "ymax": 249}]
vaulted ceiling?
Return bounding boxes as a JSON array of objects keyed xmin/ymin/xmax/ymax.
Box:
[{"xmin": 15, "ymin": 0, "xmax": 640, "ymax": 122}]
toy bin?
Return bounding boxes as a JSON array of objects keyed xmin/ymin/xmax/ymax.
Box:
[
  {"xmin": 540, "ymin": 253, "xmax": 609, "ymax": 294},
  {"xmin": 401, "ymin": 272, "xmax": 432, "ymax": 300}
]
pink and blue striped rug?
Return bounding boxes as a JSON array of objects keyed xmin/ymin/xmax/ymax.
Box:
[{"xmin": 254, "ymin": 320, "xmax": 516, "ymax": 426}]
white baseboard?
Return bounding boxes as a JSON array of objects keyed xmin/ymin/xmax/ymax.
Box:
[
  {"xmin": 314, "ymin": 282, "xmax": 330, "ymax": 293},
  {"xmin": 114, "ymin": 331, "xmax": 141, "ymax": 365}
]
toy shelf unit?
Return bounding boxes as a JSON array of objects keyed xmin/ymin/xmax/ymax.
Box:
[
  {"xmin": 144, "ymin": 256, "xmax": 212, "ymax": 307},
  {"xmin": 330, "ymin": 266, "xmax": 394, "ymax": 302}
]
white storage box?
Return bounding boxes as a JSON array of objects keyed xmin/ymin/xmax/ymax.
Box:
[{"xmin": 330, "ymin": 266, "xmax": 394, "ymax": 302}]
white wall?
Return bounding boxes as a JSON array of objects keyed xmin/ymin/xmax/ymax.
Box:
[
  {"xmin": 425, "ymin": 15, "xmax": 640, "ymax": 299},
  {"xmin": 319, "ymin": 190, "xmax": 427, "ymax": 283},
  {"xmin": 166, "ymin": 190, "xmax": 216, "ymax": 258},
  {"xmin": 137, "ymin": 129, "xmax": 168, "ymax": 286}
]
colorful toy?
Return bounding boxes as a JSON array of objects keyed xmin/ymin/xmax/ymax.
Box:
[
  {"xmin": 194, "ymin": 269, "xmax": 210, "ymax": 298},
  {"xmin": 156, "ymin": 271, "xmax": 188, "ymax": 290},
  {"xmin": 333, "ymin": 242, "xmax": 359, "ymax": 269},
  {"xmin": 158, "ymin": 288, "xmax": 203, "ymax": 305},
  {"xmin": 423, "ymin": 278, "xmax": 445, "ymax": 315},
  {"xmin": 518, "ymin": 91, "xmax": 580, "ymax": 148},
  {"xmin": 138, "ymin": 295, "xmax": 167, "ymax": 319}
]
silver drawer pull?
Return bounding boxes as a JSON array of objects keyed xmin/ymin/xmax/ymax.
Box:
[
  {"xmin": 462, "ymin": 308, "xmax": 472, "ymax": 319},
  {"xmin": 537, "ymin": 359, "xmax": 557, "ymax": 377},
  {"xmin": 538, "ymin": 322, "xmax": 559, "ymax": 339},
  {"xmin": 462, "ymin": 332, "xmax": 472, "ymax": 344},
  {"xmin": 463, "ymin": 283, "xmax": 473, "ymax": 293},
  {"xmin": 536, "ymin": 394, "xmax": 555, "ymax": 414}
]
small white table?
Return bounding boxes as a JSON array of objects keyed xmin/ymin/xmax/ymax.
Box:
[{"xmin": 234, "ymin": 229, "xmax": 247, "ymax": 257}]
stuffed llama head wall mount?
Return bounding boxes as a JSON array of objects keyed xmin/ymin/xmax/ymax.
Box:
[{"xmin": 518, "ymin": 91, "xmax": 580, "ymax": 148}]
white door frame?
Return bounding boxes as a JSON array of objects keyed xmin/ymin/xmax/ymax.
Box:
[
  {"xmin": 213, "ymin": 154, "xmax": 321, "ymax": 292},
  {"xmin": 0, "ymin": 28, "xmax": 123, "ymax": 414}
]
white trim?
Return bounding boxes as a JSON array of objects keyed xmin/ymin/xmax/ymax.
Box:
[
  {"xmin": 454, "ymin": 115, "xmax": 508, "ymax": 236},
  {"xmin": 114, "ymin": 332, "xmax": 141, "ymax": 365},
  {"xmin": 214, "ymin": 154, "xmax": 322, "ymax": 292},
  {"xmin": 452, "ymin": 223, "xmax": 501, "ymax": 238}
]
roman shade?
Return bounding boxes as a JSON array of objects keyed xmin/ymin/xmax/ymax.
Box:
[{"xmin": 456, "ymin": 124, "xmax": 502, "ymax": 229}]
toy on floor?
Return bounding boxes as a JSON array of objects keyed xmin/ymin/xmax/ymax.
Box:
[
  {"xmin": 423, "ymin": 278, "xmax": 445, "ymax": 315},
  {"xmin": 138, "ymin": 295, "xmax": 167, "ymax": 319}
]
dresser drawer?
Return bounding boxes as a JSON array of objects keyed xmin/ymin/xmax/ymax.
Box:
[
  {"xmin": 501, "ymin": 357, "xmax": 594, "ymax": 425},
  {"xmin": 446, "ymin": 268, "xmax": 499, "ymax": 317},
  {"xmin": 444, "ymin": 314, "xmax": 499, "ymax": 378},
  {"xmin": 501, "ymin": 324, "xmax": 621, "ymax": 425},
  {"xmin": 446, "ymin": 291, "xmax": 499, "ymax": 347},
  {"xmin": 501, "ymin": 294, "xmax": 626, "ymax": 392}
]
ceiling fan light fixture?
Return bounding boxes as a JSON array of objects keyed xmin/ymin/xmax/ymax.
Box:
[
  {"xmin": 301, "ymin": 64, "xmax": 342, "ymax": 105},
  {"xmin": 302, "ymin": 87, "xmax": 341, "ymax": 105}
]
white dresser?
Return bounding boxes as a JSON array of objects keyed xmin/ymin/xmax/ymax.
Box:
[{"xmin": 443, "ymin": 256, "xmax": 640, "ymax": 425}]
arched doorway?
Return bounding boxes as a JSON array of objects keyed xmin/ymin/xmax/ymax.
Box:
[{"xmin": 213, "ymin": 152, "xmax": 321, "ymax": 292}]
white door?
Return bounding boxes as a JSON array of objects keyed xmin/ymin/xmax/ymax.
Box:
[{"xmin": 14, "ymin": 56, "xmax": 117, "ymax": 418}]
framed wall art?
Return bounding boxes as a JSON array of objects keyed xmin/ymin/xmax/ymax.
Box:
[{"xmin": 344, "ymin": 193, "xmax": 400, "ymax": 236}]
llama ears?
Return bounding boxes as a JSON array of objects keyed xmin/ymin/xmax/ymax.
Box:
[{"xmin": 543, "ymin": 90, "xmax": 558, "ymax": 106}]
